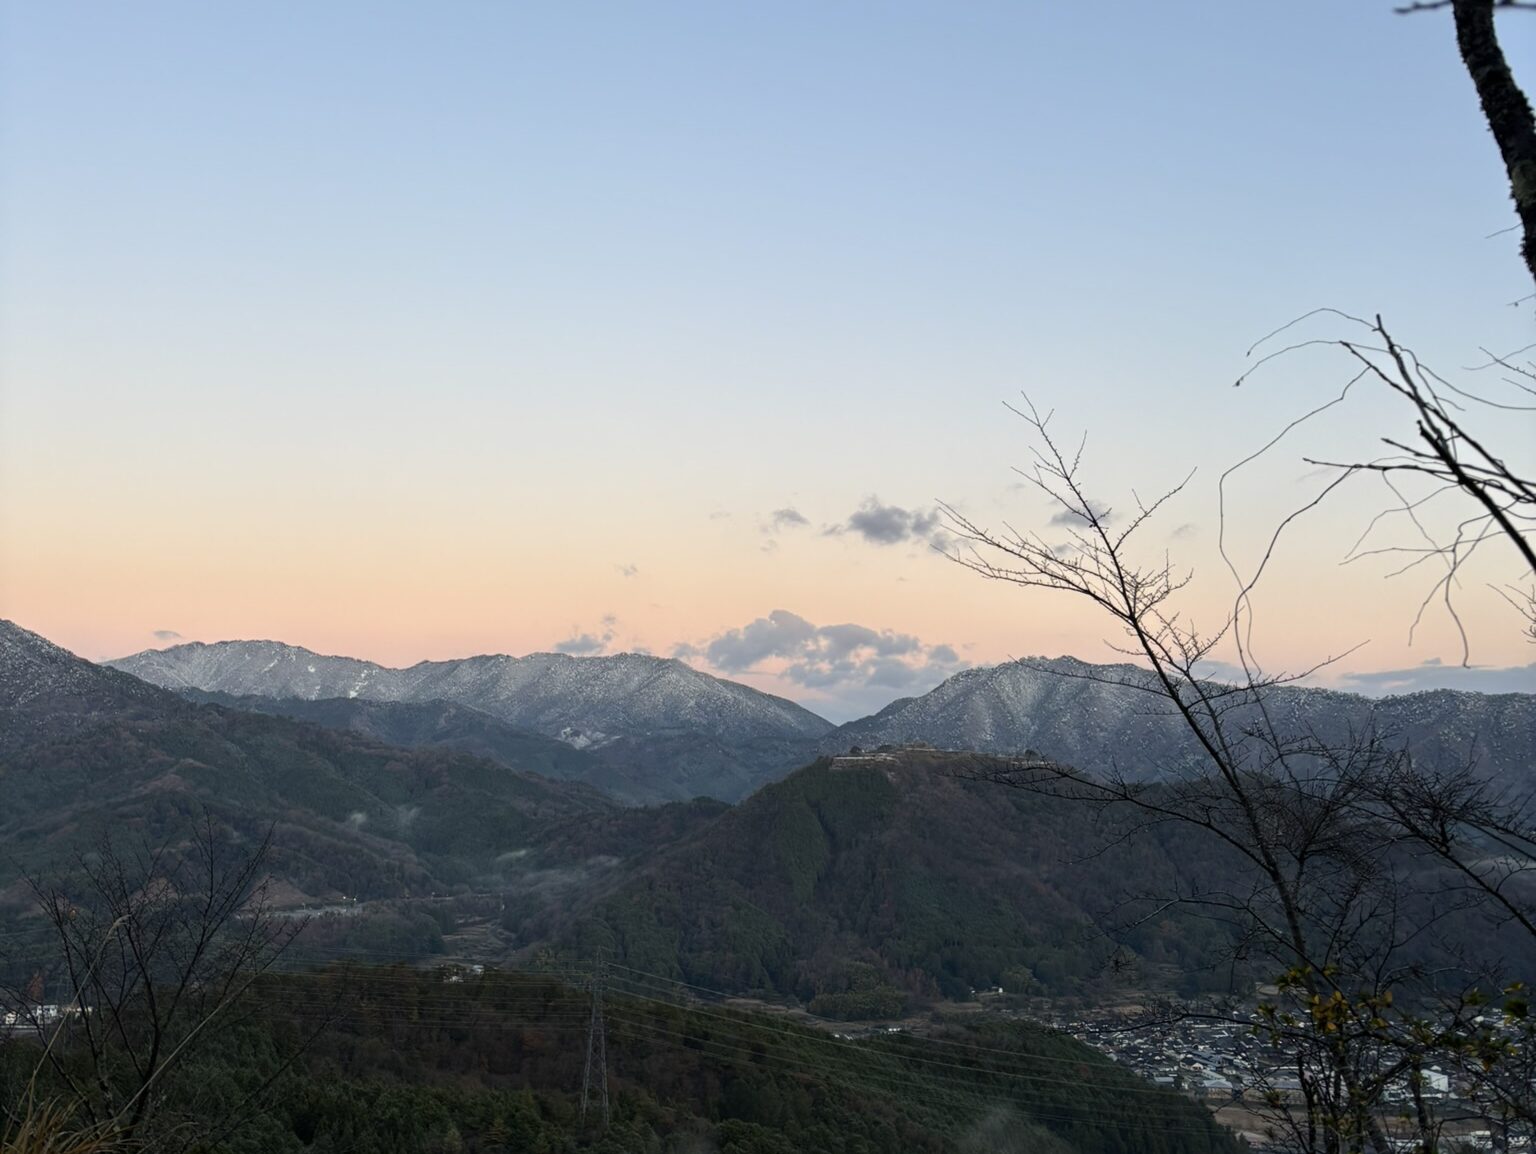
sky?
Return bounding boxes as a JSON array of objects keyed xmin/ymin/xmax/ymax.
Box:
[{"xmin": 1, "ymin": 1, "xmax": 1533, "ymax": 721}]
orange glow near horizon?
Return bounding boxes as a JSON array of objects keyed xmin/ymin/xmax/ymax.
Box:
[{"xmin": 4, "ymin": 476, "xmax": 1531, "ymax": 720}]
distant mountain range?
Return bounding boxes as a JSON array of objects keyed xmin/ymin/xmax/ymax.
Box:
[
  {"xmin": 110, "ymin": 640, "xmax": 832, "ymax": 803},
  {"xmin": 110, "ymin": 639, "xmax": 1536, "ymax": 804},
  {"xmin": 5, "ymin": 620, "xmax": 1534, "ymax": 1008},
  {"xmin": 111, "ymin": 639, "xmax": 831, "ymax": 741}
]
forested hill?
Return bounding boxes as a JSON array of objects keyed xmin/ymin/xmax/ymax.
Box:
[
  {"xmin": 0, "ymin": 965, "xmax": 1239, "ymax": 1154},
  {"xmin": 180, "ymin": 690, "xmax": 643, "ymax": 795},
  {"xmin": 177, "ymin": 689, "xmax": 824, "ymax": 806},
  {"xmin": 539, "ymin": 751, "xmax": 1249, "ymax": 1009}
]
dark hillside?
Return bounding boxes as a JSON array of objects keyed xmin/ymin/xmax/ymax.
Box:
[
  {"xmin": 181, "ymin": 689, "xmax": 639, "ymax": 791},
  {"xmin": 0, "ymin": 965, "xmax": 1238, "ymax": 1154},
  {"xmin": 180, "ymin": 690, "xmax": 824, "ymax": 805},
  {"xmin": 0, "ymin": 622, "xmax": 671, "ymax": 929},
  {"xmin": 545, "ymin": 752, "xmax": 1248, "ymax": 1006}
]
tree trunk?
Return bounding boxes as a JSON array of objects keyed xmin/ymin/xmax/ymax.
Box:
[{"xmin": 1453, "ymin": 0, "xmax": 1536, "ymax": 293}]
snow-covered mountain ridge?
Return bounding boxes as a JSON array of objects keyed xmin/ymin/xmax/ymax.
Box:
[
  {"xmin": 826, "ymin": 657, "xmax": 1536, "ymax": 784},
  {"xmin": 108, "ymin": 639, "xmax": 834, "ymax": 745},
  {"xmin": 78, "ymin": 630, "xmax": 1536, "ymax": 794}
]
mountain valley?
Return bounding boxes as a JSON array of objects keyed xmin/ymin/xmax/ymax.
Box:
[{"xmin": 4, "ymin": 619, "xmax": 1533, "ymax": 1152}]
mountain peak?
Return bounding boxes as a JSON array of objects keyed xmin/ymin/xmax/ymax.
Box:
[
  {"xmin": 827, "ymin": 655, "xmax": 1535, "ymax": 784},
  {"xmin": 0, "ymin": 620, "xmax": 170, "ymax": 744}
]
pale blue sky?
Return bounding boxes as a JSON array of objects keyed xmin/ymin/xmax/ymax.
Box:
[{"xmin": 3, "ymin": 1, "xmax": 1533, "ymax": 718}]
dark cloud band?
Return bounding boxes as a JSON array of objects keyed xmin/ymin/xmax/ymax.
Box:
[{"xmin": 829, "ymin": 497, "xmax": 945, "ymax": 547}]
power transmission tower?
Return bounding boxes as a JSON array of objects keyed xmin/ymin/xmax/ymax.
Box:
[{"xmin": 580, "ymin": 950, "xmax": 610, "ymax": 1129}]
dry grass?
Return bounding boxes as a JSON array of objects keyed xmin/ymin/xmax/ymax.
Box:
[{"xmin": 1, "ymin": 1100, "xmax": 126, "ymax": 1154}]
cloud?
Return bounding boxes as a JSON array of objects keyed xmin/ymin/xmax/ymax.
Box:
[
  {"xmin": 1170, "ymin": 522, "xmax": 1197, "ymax": 540},
  {"xmin": 1337, "ymin": 661, "xmax": 1536, "ymax": 696},
  {"xmin": 152, "ymin": 629, "xmax": 183, "ymax": 641},
  {"xmin": 815, "ymin": 622, "xmax": 923, "ymax": 661},
  {"xmin": 616, "ymin": 563, "xmax": 639, "ymax": 578},
  {"xmin": 830, "ymin": 497, "xmax": 945, "ymax": 547},
  {"xmin": 759, "ymin": 506, "xmax": 812, "ymax": 549},
  {"xmin": 680, "ymin": 608, "xmax": 968, "ymax": 718},
  {"xmin": 704, "ymin": 609, "xmax": 818, "ymax": 672},
  {"xmin": 1193, "ymin": 659, "xmax": 1250, "ymax": 684},
  {"xmin": 555, "ymin": 632, "xmax": 609, "ymax": 656},
  {"xmin": 555, "ymin": 615, "xmax": 619, "ymax": 656}
]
